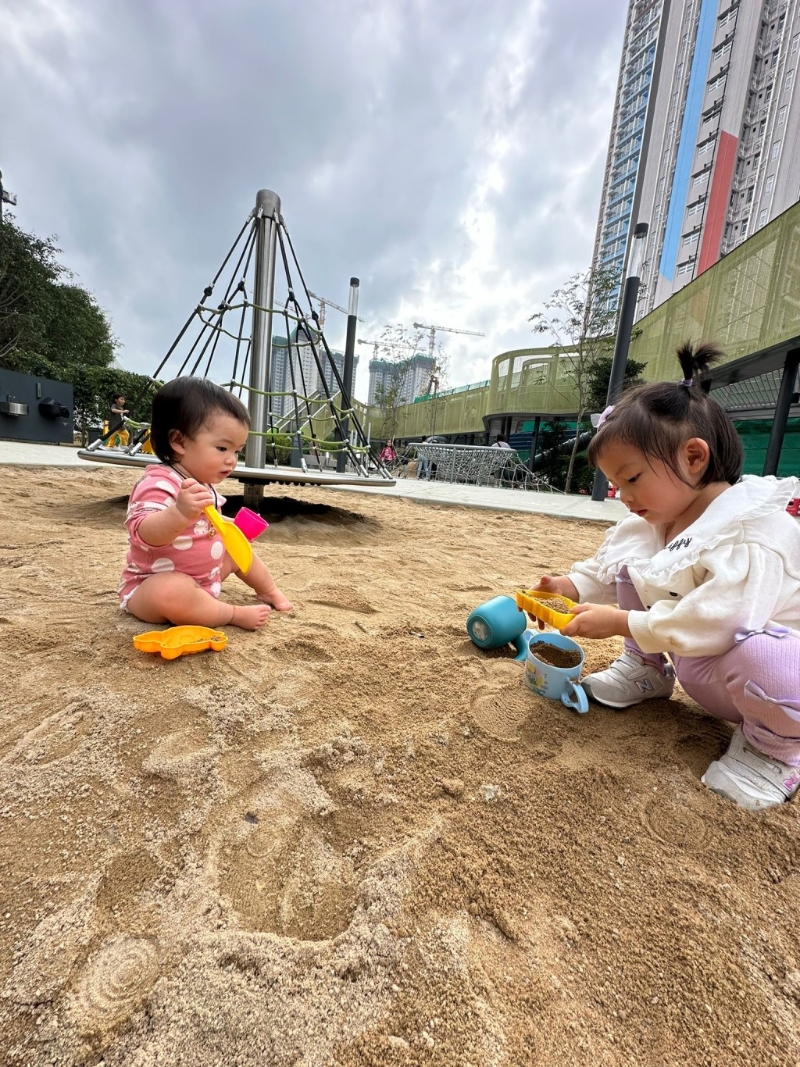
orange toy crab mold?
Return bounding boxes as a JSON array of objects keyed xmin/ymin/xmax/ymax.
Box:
[{"xmin": 133, "ymin": 625, "xmax": 228, "ymax": 660}]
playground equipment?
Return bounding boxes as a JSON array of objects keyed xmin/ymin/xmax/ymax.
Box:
[
  {"xmin": 515, "ymin": 589, "xmax": 577, "ymax": 630},
  {"xmin": 133, "ymin": 626, "xmax": 228, "ymax": 660},
  {"xmin": 466, "ymin": 595, "xmax": 533, "ymax": 661},
  {"xmin": 78, "ymin": 189, "xmax": 395, "ymax": 501}
]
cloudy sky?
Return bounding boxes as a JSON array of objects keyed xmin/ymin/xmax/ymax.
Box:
[{"xmin": 3, "ymin": 0, "xmax": 626, "ymax": 400}]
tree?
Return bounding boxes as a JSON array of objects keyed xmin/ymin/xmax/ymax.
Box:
[
  {"xmin": 371, "ymin": 325, "xmax": 422, "ymax": 441},
  {"xmin": 586, "ymin": 353, "xmax": 646, "ymax": 413},
  {"xmin": 528, "ymin": 267, "xmax": 620, "ymax": 492},
  {"xmin": 0, "ymin": 215, "xmax": 143, "ymax": 441}
]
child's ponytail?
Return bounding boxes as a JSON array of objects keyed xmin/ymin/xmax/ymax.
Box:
[{"xmin": 588, "ymin": 340, "xmax": 743, "ymax": 486}]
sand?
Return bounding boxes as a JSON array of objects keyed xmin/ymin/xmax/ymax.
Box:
[{"xmin": 0, "ymin": 462, "xmax": 798, "ymax": 1067}]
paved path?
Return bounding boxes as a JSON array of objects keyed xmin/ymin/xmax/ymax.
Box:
[{"xmin": 0, "ymin": 441, "xmax": 627, "ymax": 523}]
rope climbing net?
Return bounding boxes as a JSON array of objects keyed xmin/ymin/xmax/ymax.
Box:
[{"xmin": 82, "ymin": 194, "xmax": 393, "ymax": 486}]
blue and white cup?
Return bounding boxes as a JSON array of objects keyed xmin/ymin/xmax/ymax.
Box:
[{"xmin": 524, "ymin": 633, "xmax": 588, "ymax": 714}]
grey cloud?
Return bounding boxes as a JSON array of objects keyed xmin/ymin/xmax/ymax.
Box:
[{"xmin": 1, "ymin": 0, "xmax": 626, "ymax": 392}]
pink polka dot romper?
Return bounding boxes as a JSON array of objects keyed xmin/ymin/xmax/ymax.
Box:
[{"xmin": 118, "ymin": 465, "xmax": 228, "ymax": 611}]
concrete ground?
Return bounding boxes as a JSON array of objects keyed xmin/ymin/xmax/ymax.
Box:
[{"xmin": 0, "ymin": 440, "xmax": 627, "ymax": 523}]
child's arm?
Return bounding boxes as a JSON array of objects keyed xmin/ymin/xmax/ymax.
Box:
[
  {"xmin": 136, "ymin": 479, "xmax": 214, "ymax": 547},
  {"xmin": 561, "ymin": 604, "xmax": 631, "ymax": 640}
]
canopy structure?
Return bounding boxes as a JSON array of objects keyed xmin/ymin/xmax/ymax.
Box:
[{"xmin": 79, "ymin": 188, "xmax": 394, "ymax": 496}]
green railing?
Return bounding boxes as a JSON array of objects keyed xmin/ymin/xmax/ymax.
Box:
[
  {"xmin": 363, "ymin": 202, "xmax": 800, "ymax": 438},
  {"xmin": 629, "ymin": 200, "xmax": 800, "ymax": 376}
]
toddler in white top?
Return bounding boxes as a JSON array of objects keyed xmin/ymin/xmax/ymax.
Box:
[{"xmin": 536, "ymin": 342, "xmax": 800, "ymax": 811}]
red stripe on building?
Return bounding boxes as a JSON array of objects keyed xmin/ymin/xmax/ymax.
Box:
[{"xmin": 698, "ymin": 131, "xmax": 738, "ymax": 275}]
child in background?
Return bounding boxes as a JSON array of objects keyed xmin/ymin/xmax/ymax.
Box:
[
  {"xmin": 119, "ymin": 377, "xmax": 292, "ymax": 630},
  {"xmin": 536, "ymin": 342, "xmax": 800, "ymax": 811}
]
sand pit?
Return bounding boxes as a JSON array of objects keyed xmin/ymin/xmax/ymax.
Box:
[{"xmin": 0, "ymin": 462, "xmax": 798, "ymax": 1066}]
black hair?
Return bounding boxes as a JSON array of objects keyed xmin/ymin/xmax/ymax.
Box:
[
  {"xmin": 587, "ymin": 341, "xmax": 743, "ymax": 486},
  {"xmin": 149, "ymin": 377, "xmax": 251, "ymax": 464}
]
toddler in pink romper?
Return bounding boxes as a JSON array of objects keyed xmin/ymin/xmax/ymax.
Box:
[{"xmin": 119, "ymin": 466, "xmax": 232, "ymax": 611}]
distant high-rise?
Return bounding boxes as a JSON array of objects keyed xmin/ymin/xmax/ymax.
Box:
[
  {"xmin": 367, "ymin": 354, "xmax": 436, "ymax": 405},
  {"xmin": 594, "ymin": 0, "xmax": 800, "ymax": 317},
  {"xmin": 270, "ymin": 328, "xmax": 356, "ymax": 417}
]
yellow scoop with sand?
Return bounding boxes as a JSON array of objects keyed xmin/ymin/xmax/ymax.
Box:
[{"xmin": 203, "ymin": 505, "xmax": 253, "ymax": 574}]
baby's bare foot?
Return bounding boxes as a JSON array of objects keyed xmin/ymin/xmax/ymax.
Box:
[
  {"xmin": 257, "ymin": 588, "xmax": 293, "ymax": 611},
  {"xmin": 230, "ymin": 604, "xmax": 272, "ymax": 630}
]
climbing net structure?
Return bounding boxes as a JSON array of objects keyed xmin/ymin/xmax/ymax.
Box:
[{"xmin": 80, "ymin": 189, "xmax": 393, "ymax": 491}]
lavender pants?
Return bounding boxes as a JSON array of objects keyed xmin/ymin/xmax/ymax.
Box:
[{"xmin": 617, "ymin": 569, "xmax": 800, "ymax": 766}]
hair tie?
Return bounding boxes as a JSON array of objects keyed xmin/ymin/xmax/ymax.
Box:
[
  {"xmin": 679, "ymin": 378, "xmax": 693, "ymax": 388},
  {"xmin": 591, "ymin": 405, "xmax": 615, "ymax": 429}
]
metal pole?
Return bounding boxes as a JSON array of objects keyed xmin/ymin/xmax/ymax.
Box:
[
  {"xmin": 528, "ymin": 416, "xmax": 541, "ymax": 472},
  {"xmin": 591, "ymin": 222, "xmax": 648, "ymax": 501},
  {"xmin": 336, "ymin": 278, "xmax": 359, "ymax": 473},
  {"xmin": 245, "ymin": 189, "xmax": 280, "ymax": 475},
  {"xmin": 762, "ymin": 348, "xmax": 800, "ymax": 475}
]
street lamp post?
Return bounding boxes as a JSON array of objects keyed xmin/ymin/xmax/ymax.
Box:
[
  {"xmin": 591, "ymin": 222, "xmax": 649, "ymax": 501},
  {"xmin": 336, "ymin": 278, "xmax": 360, "ymax": 473}
]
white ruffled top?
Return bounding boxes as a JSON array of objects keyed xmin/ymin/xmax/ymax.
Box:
[{"xmin": 569, "ymin": 475, "xmax": 800, "ymax": 656}]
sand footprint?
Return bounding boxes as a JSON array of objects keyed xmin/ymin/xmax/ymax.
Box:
[
  {"xmin": 641, "ymin": 793, "xmax": 709, "ymax": 852},
  {"xmin": 469, "ymin": 669, "xmax": 534, "ymax": 741},
  {"xmin": 70, "ymin": 934, "xmax": 159, "ymax": 1035},
  {"xmin": 307, "ymin": 586, "xmax": 377, "ymax": 615},
  {"xmin": 0, "ymin": 700, "xmax": 90, "ymax": 766}
]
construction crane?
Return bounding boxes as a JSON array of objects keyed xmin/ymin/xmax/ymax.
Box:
[
  {"xmin": 412, "ymin": 321, "xmax": 485, "ymax": 362},
  {"xmin": 356, "ymin": 338, "xmax": 416, "ymax": 360},
  {"xmin": 308, "ymin": 290, "xmax": 364, "ymax": 328}
]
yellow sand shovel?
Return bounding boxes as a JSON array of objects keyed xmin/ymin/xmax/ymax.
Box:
[{"xmin": 203, "ymin": 505, "xmax": 253, "ymax": 574}]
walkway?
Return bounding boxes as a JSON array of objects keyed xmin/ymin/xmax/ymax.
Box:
[{"xmin": 0, "ymin": 441, "xmax": 627, "ymax": 523}]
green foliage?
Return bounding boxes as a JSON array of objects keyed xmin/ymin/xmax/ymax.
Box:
[
  {"xmin": 263, "ymin": 430, "xmax": 292, "ymax": 464},
  {"xmin": 0, "ymin": 215, "xmax": 131, "ymax": 441},
  {"xmin": 529, "ymin": 267, "xmax": 620, "ymax": 492},
  {"xmin": 586, "ymin": 354, "xmax": 647, "ymax": 413}
]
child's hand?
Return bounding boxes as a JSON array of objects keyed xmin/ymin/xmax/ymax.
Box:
[
  {"xmin": 535, "ymin": 574, "xmax": 580, "ymax": 600},
  {"xmin": 175, "ymin": 478, "xmax": 214, "ymax": 521},
  {"xmin": 561, "ymin": 603, "xmax": 629, "ymax": 640}
]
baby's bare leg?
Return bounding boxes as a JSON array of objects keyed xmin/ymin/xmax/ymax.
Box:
[
  {"xmin": 235, "ymin": 555, "xmax": 293, "ymax": 611},
  {"xmin": 126, "ymin": 573, "xmax": 270, "ymax": 630}
]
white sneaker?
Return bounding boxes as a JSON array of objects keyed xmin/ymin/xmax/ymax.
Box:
[
  {"xmin": 582, "ymin": 651, "xmax": 675, "ymax": 709},
  {"xmin": 701, "ymin": 727, "xmax": 800, "ymax": 811}
]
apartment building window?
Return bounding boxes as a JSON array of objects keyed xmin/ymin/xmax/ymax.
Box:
[
  {"xmin": 792, "ymin": 33, "xmax": 799, "ymax": 55},
  {"xmin": 785, "ymin": 70, "xmax": 794, "ymax": 91},
  {"xmin": 698, "ymin": 138, "xmax": 716, "ymax": 157},
  {"xmin": 687, "ymin": 201, "xmax": 704, "ymax": 217},
  {"xmin": 772, "ymin": 139, "xmax": 782, "ymax": 160},
  {"xmin": 677, "ymin": 262, "xmax": 694, "ymax": 276},
  {"xmin": 692, "ymin": 172, "xmax": 709, "ymax": 187},
  {"xmin": 718, "ymin": 8, "xmax": 738, "ymax": 30},
  {"xmin": 766, "ymin": 174, "xmax": 775, "ymax": 193},
  {"xmin": 713, "ymin": 40, "xmax": 733, "ymax": 60},
  {"xmin": 779, "ymin": 104, "xmax": 788, "ymax": 125},
  {"xmin": 759, "ymin": 209, "xmax": 768, "ymax": 227},
  {"xmin": 682, "ymin": 232, "xmax": 699, "ymax": 246},
  {"xmin": 741, "ymin": 219, "xmax": 749, "ymax": 237}
]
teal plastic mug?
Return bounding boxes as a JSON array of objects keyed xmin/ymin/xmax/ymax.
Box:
[
  {"xmin": 466, "ymin": 595, "xmax": 531, "ymax": 661},
  {"xmin": 524, "ymin": 633, "xmax": 588, "ymax": 714}
]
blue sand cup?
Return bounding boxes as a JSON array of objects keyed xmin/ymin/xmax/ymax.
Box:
[
  {"xmin": 466, "ymin": 595, "xmax": 532, "ymax": 662},
  {"xmin": 524, "ymin": 633, "xmax": 588, "ymax": 714}
]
